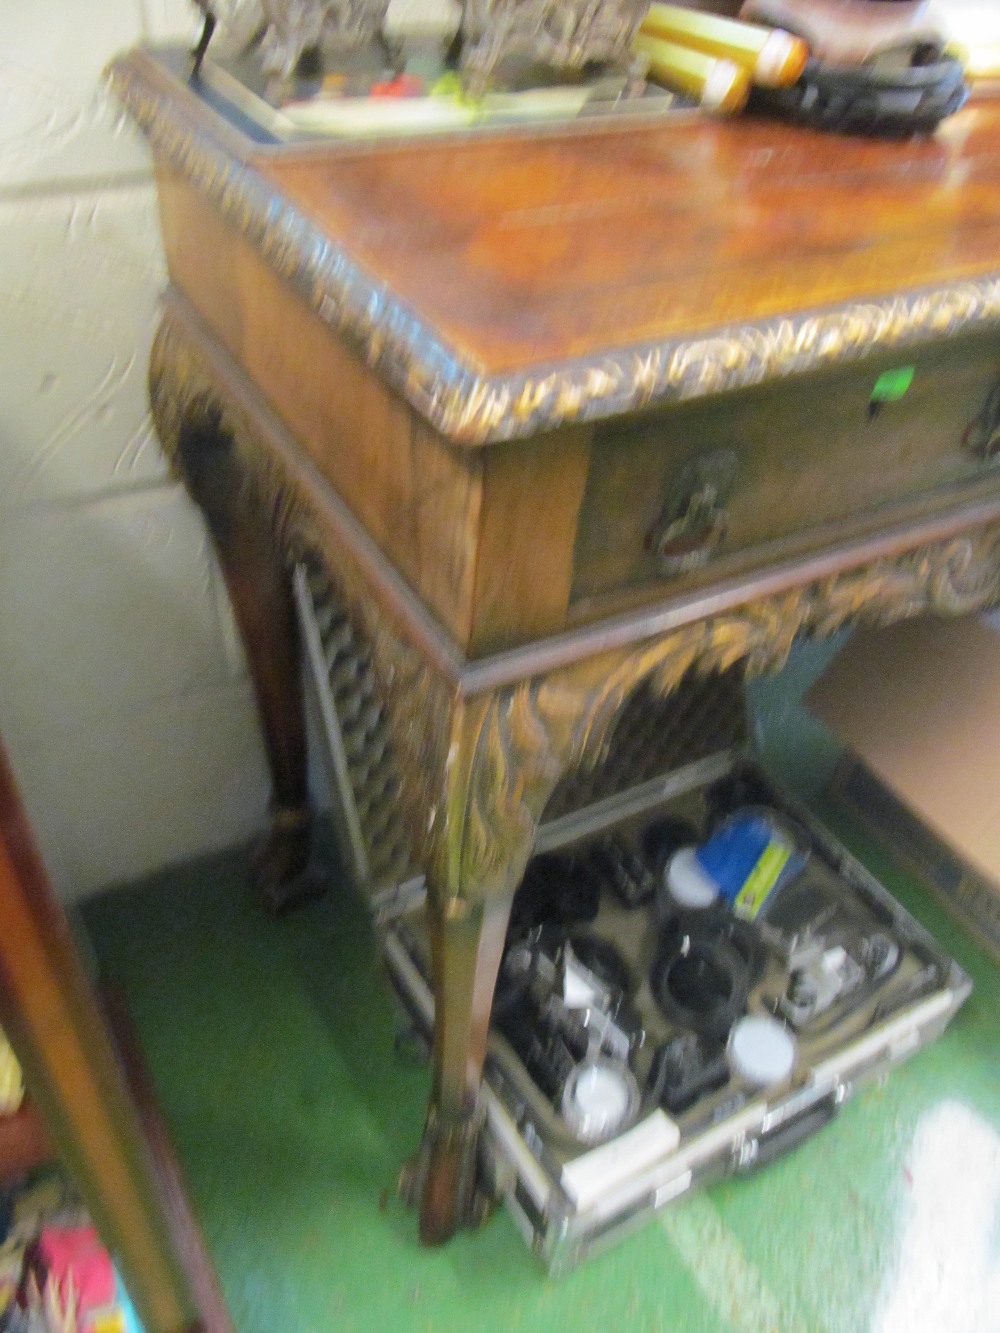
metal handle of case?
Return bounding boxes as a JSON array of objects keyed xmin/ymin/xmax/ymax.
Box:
[
  {"xmin": 963, "ymin": 382, "xmax": 1000, "ymax": 461},
  {"xmin": 646, "ymin": 481, "xmax": 729, "ymax": 577},
  {"xmin": 732, "ymin": 1095, "xmax": 838, "ymax": 1175}
]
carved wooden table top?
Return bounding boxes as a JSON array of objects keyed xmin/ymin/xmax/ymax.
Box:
[
  {"xmin": 260, "ymin": 115, "xmax": 1000, "ymax": 383},
  {"xmin": 113, "ymin": 48, "xmax": 1000, "ymax": 445},
  {"xmin": 112, "ymin": 46, "xmax": 1000, "ymax": 1250}
]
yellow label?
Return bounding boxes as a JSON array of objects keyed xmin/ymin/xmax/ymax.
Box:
[
  {"xmin": 0, "ymin": 1027, "xmax": 24, "ymax": 1115},
  {"xmin": 734, "ymin": 842, "xmax": 790, "ymax": 918},
  {"xmin": 91, "ymin": 1313, "xmax": 128, "ymax": 1333}
]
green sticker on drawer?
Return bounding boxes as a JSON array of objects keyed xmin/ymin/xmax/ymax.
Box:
[{"xmin": 871, "ymin": 366, "xmax": 915, "ymax": 403}]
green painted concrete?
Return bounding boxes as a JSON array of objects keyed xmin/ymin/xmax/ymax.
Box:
[{"xmin": 82, "ymin": 646, "xmax": 1000, "ymax": 1333}]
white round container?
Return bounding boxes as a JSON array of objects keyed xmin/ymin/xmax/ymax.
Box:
[
  {"xmin": 665, "ymin": 845, "xmax": 721, "ymax": 910},
  {"xmin": 728, "ymin": 1015, "xmax": 797, "ymax": 1086}
]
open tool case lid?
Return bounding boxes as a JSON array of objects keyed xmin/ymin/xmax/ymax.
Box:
[{"xmin": 295, "ymin": 560, "xmax": 970, "ymax": 1273}]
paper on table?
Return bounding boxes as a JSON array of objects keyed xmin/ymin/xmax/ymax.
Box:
[
  {"xmin": 279, "ymin": 86, "xmax": 594, "ymax": 136},
  {"xmin": 280, "ymin": 96, "xmax": 477, "ymax": 134}
]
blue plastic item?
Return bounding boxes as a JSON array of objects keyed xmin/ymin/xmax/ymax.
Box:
[
  {"xmin": 696, "ymin": 815, "xmax": 772, "ymax": 900},
  {"xmin": 695, "ymin": 813, "xmax": 804, "ymax": 918}
]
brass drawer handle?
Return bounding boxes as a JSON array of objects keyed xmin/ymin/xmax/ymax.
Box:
[
  {"xmin": 646, "ymin": 481, "xmax": 729, "ymax": 576},
  {"xmin": 963, "ymin": 383, "xmax": 1000, "ymax": 460}
]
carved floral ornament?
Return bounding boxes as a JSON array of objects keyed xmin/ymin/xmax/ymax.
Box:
[
  {"xmin": 197, "ymin": 0, "xmax": 648, "ymax": 85},
  {"xmin": 450, "ymin": 530, "xmax": 1000, "ymax": 900},
  {"xmin": 111, "ymin": 54, "xmax": 1000, "ymax": 447}
]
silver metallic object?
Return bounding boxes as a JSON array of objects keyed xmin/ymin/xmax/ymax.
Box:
[
  {"xmin": 560, "ymin": 1058, "xmax": 640, "ymax": 1144},
  {"xmin": 197, "ymin": 0, "xmax": 647, "ymax": 85},
  {"xmin": 461, "ymin": 0, "xmax": 650, "ymax": 90},
  {"xmin": 200, "ymin": 0, "xmax": 390, "ymax": 77},
  {"xmin": 262, "ymin": 0, "xmax": 390, "ymax": 75}
]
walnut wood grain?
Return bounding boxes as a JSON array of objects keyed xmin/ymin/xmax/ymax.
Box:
[
  {"xmin": 156, "ymin": 286, "xmax": 1000, "ymax": 701},
  {"xmin": 573, "ymin": 328, "xmax": 1000, "ymax": 605},
  {"xmin": 152, "ymin": 135, "xmax": 1000, "ymax": 652},
  {"xmin": 259, "ymin": 112, "xmax": 1000, "ymax": 374},
  {"xmin": 156, "ymin": 173, "xmax": 602, "ymax": 653},
  {"xmin": 156, "ymin": 168, "xmax": 486, "ymax": 649},
  {"xmin": 470, "ymin": 427, "xmax": 591, "ymax": 651},
  {"xmin": 157, "ymin": 167, "xmax": 1000, "ymax": 655},
  {"xmin": 0, "ymin": 1100, "xmax": 50, "ymax": 1184}
]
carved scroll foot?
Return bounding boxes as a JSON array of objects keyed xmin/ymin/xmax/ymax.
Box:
[
  {"xmin": 400, "ymin": 894, "xmax": 513, "ymax": 1243},
  {"xmin": 399, "ymin": 1102, "xmax": 494, "ymax": 1243},
  {"xmin": 249, "ymin": 806, "xmax": 325, "ymax": 915}
]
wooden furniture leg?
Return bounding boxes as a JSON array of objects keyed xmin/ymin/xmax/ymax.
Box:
[
  {"xmin": 0, "ymin": 740, "xmax": 201, "ymax": 1333},
  {"xmin": 149, "ymin": 332, "xmax": 318, "ymax": 913},
  {"xmin": 0, "ymin": 1101, "xmax": 50, "ymax": 1184},
  {"xmin": 407, "ymin": 894, "xmax": 513, "ymax": 1243}
]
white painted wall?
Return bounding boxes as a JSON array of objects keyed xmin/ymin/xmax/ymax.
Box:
[{"xmin": 0, "ymin": 1, "xmax": 271, "ymax": 901}]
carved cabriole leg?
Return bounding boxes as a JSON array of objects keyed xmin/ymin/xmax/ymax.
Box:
[
  {"xmin": 406, "ymin": 635, "xmax": 752, "ymax": 1243},
  {"xmin": 149, "ymin": 321, "xmax": 317, "ymax": 913},
  {"xmin": 143, "ymin": 309, "xmax": 511, "ymax": 1239},
  {"xmin": 406, "ymin": 894, "xmax": 511, "ymax": 1241}
]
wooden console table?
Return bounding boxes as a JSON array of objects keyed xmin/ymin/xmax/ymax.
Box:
[{"xmin": 111, "ymin": 47, "xmax": 1000, "ymax": 1245}]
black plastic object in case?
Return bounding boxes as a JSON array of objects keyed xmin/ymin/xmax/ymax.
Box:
[
  {"xmin": 508, "ymin": 852, "xmax": 602, "ymax": 937},
  {"xmin": 709, "ymin": 912, "xmax": 768, "ymax": 987},
  {"xmin": 586, "ymin": 835, "xmax": 662, "ymax": 908},
  {"xmin": 650, "ymin": 934, "xmax": 749, "ymax": 1040},
  {"xmin": 491, "ymin": 929, "xmax": 646, "ymax": 1140},
  {"xmin": 640, "ymin": 815, "xmax": 702, "ymax": 876},
  {"xmin": 704, "ymin": 770, "xmax": 776, "ymax": 827},
  {"xmin": 493, "ymin": 982, "xmax": 588, "ymax": 1101},
  {"xmin": 567, "ymin": 932, "xmax": 636, "ymax": 997},
  {"xmin": 659, "ymin": 905, "xmax": 768, "ymax": 987},
  {"xmin": 749, "ymin": 52, "xmax": 967, "ymax": 138},
  {"xmin": 646, "ymin": 1033, "xmax": 730, "ymax": 1114}
]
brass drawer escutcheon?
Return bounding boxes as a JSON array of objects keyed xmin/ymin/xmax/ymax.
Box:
[{"xmin": 645, "ymin": 450, "xmax": 737, "ymax": 577}]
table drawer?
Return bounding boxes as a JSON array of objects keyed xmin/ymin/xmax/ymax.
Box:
[{"xmin": 572, "ymin": 332, "xmax": 1000, "ymax": 605}]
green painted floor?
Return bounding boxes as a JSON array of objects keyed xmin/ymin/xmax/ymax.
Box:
[{"xmin": 81, "ymin": 645, "xmax": 1000, "ymax": 1333}]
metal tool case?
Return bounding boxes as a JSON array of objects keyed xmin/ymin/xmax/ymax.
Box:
[{"xmin": 295, "ymin": 559, "xmax": 971, "ymax": 1274}]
